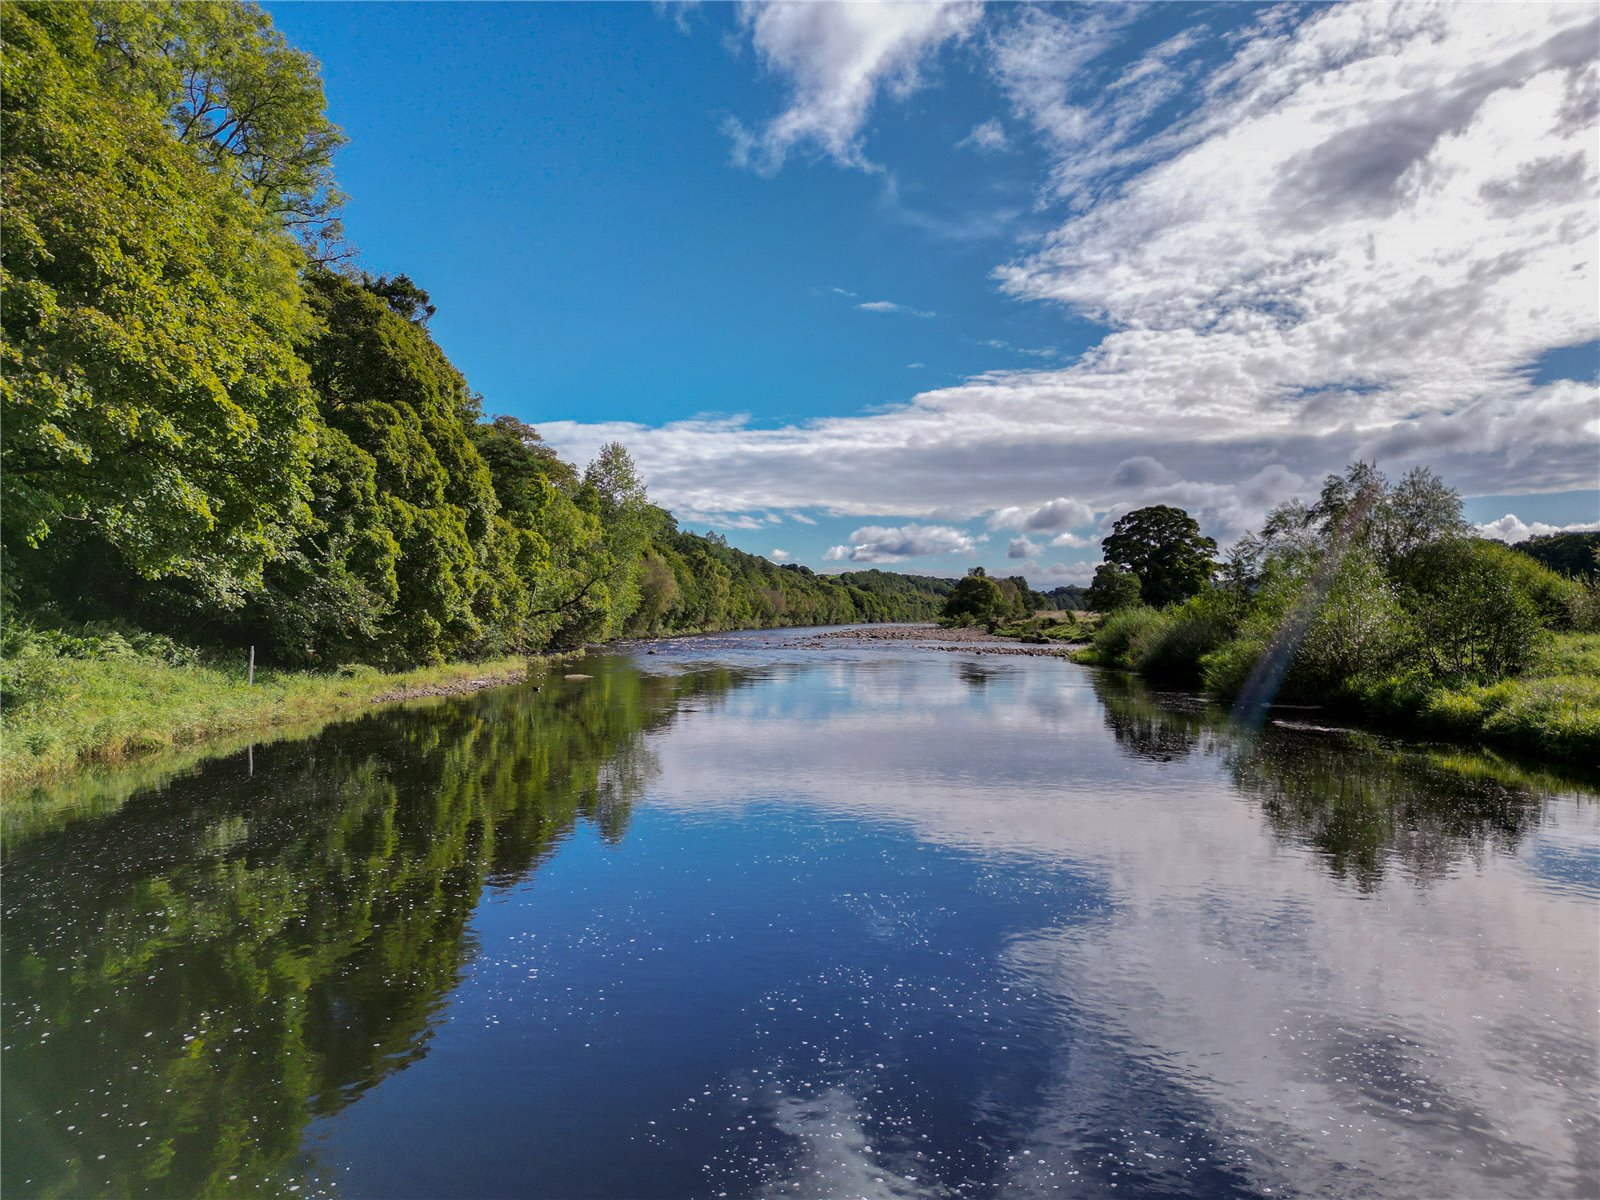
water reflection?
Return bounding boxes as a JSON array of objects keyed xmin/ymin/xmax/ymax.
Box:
[
  {"xmin": 3, "ymin": 646, "xmax": 1596, "ymax": 1200},
  {"xmin": 1093, "ymin": 670, "xmax": 1568, "ymax": 890},
  {"xmin": 1, "ymin": 662, "xmax": 742, "ymax": 1198}
]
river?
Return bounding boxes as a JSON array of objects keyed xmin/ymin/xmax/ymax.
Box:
[{"xmin": 3, "ymin": 629, "xmax": 1597, "ymax": 1199}]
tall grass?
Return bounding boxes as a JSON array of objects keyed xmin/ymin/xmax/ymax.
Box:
[{"xmin": 1, "ymin": 628, "xmax": 539, "ymax": 793}]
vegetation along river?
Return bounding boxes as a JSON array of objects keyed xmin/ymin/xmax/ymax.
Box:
[{"xmin": 3, "ymin": 628, "xmax": 1597, "ymax": 1200}]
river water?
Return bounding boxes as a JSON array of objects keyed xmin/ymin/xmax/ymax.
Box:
[{"xmin": 4, "ymin": 630, "xmax": 1597, "ymax": 1199}]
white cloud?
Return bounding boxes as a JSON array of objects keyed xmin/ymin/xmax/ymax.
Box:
[
  {"xmin": 546, "ymin": 4, "xmax": 1600, "ymax": 550},
  {"xmin": 771, "ymin": 548, "xmax": 791, "ymax": 560},
  {"xmin": 957, "ymin": 117, "xmax": 1011, "ymax": 153},
  {"xmin": 787, "ymin": 511, "xmax": 818, "ymax": 525},
  {"xmin": 725, "ymin": 0, "xmax": 982, "ymax": 174},
  {"xmin": 1049, "ymin": 531, "xmax": 1096, "ymax": 549},
  {"xmin": 1475, "ymin": 514, "xmax": 1600, "ymax": 543},
  {"xmin": 827, "ymin": 522, "xmax": 978, "ymax": 563},
  {"xmin": 857, "ymin": 299, "xmax": 936, "ymax": 317},
  {"xmin": 987, "ymin": 497, "xmax": 1096, "ymax": 533},
  {"xmin": 1006, "ymin": 536, "xmax": 1039, "ymax": 559},
  {"xmin": 906, "ymin": 362, "xmax": 926, "ymax": 369}
]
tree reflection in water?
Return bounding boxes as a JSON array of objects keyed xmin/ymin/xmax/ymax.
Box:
[
  {"xmin": 1092, "ymin": 669, "xmax": 1579, "ymax": 891},
  {"xmin": 1, "ymin": 660, "xmax": 744, "ymax": 1199}
]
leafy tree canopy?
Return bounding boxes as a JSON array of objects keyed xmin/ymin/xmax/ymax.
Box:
[
  {"xmin": 2, "ymin": 1, "xmax": 316, "ymax": 603},
  {"xmin": 1086, "ymin": 564, "xmax": 1141, "ymax": 613},
  {"xmin": 1100, "ymin": 505, "xmax": 1217, "ymax": 608}
]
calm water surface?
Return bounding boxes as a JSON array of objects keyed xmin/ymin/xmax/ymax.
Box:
[{"xmin": 4, "ymin": 630, "xmax": 1598, "ymax": 1199}]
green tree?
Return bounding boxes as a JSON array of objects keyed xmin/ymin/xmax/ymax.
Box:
[
  {"xmin": 1100, "ymin": 506, "xmax": 1217, "ymax": 607},
  {"xmin": 298, "ymin": 270, "xmax": 499, "ymax": 662},
  {"xmin": 943, "ymin": 569, "xmax": 1006, "ymax": 628},
  {"xmin": 1085, "ymin": 564, "xmax": 1142, "ymax": 612},
  {"xmin": 86, "ymin": 0, "xmax": 347, "ymax": 258},
  {"xmin": 1, "ymin": 2, "xmax": 317, "ymax": 603}
]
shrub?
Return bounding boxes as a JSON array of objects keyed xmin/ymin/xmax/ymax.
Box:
[
  {"xmin": 1134, "ymin": 590, "xmax": 1240, "ymax": 686},
  {"xmin": 1201, "ymin": 634, "xmax": 1271, "ymax": 699},
  {"xmin": 1088, "ymin": 605, "xmax": 1172, "ymax": 670},
  {"xmin": 1398, "ymin": 540, "xmax": 1539, "ymax": 681},
  {"xmin": 1469, "ymin": 540, "xmax": 1583, "ymax": 630}
]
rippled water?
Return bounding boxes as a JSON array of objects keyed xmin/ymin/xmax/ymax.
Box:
[{"xmin": 4, "ymin": 630, "xmax": 1597, "ymax": 1199}]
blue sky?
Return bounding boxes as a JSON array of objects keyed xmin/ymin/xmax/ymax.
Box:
[{"xmin": 267, "ymin": 2, "xmax": 1600, "ymax": 584}]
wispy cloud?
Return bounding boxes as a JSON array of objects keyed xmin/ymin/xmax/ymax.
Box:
[
  {"xmin": 725, "ymin": 0, "xmax": 982, "ymax": 175},
  {"xmin": 858, "ymin": 299, "xmax": 936, "ymax": 318},
  {"xmin": 958, "ymin": 117, "xmax": 1011, "ymax": 153},
  {"xmin": 547, "ymin": 4, "xmax": 1600, "ymax": 554}
]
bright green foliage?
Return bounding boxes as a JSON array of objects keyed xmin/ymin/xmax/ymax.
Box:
[
  {"xmin": 2, "ymin": 2, "xmax": 317, "ymax": 602},
  {"xmin": 1082, "ymin": 463, "xmax": 1594, "ymax": 763},
  {"xmin": 245, "ymin": 423, "xmax": 401, "ymax": 663},
  {"xmin": 628, "ymin": 531, "xmax": 953, "ymax": 637},
  {"xmin": 1460, "ymin": 539, "xmax": 1584, "ymax": 630},
  {"xmin": 86, "ymin": 0, "xmax": 346, "ymax": 256},
  {"xmin": 297, "ymin": 270, "xmax": 500, "ymax": 662},
  {"xmin": 943, "ymin": 569, "xmax": 1008, "ymax": 628},
  {"xmin": 1085, "ymin": 564, "xmax": 1141, "ymax": 613},
  {"xmin": 1083, "ymin": 606, "xmax": 1172, "ymax": 671},
  {"xmin": 1100, "ymin": 505, "xmax": 1217, "ymax": 607},
  {"xmin": 1395, "ymin": 539, "xmax": 1538, "ymax": 680}
]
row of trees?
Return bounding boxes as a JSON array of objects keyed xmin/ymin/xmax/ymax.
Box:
[
  {"xmin": 0, "ymin": 3, "xmax": 952, "ymax": 668},
  {"xmin": 1079, "ymin": 463, "xmax": 1597, "ymax": 708},
  {"xmin": 941, "ymin": 568, "xmax": 1046, "ymax": 628}
]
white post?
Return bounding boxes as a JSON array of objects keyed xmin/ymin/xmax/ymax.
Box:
[{"xmin": 248, "ymin": 645, "xmax": 255, "ymax": 686}]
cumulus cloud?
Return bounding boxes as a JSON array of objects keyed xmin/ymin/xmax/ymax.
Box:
[
  {"xmin": 1006, "ymin": 536, "xmax": 1039, "ymax": 559},
  {"xmin": 545, "ymin": 4, "xmax": 1600, "ymax": 552},
  {"xmin": 825, "ymin": 523, "xmax": 978, "ymax": 563},
  {"xmin": 771, "ymin": 548, "xmax": 791, "ymax": 560},
  {"xmin": 857, "ymin": 299, "xmax": 936, "ymax": 317},
  {"xmin": 1475, "ymin": 514, "xmax": 1600, "ymax": 543},
  {"xmin": 987, "ymin": 497, "xmax": 1096, "ymax": 533},
  {"xmin": 1049, "ymin": 531, "xmax": 1096, "ymax": 549},
  {"xmin": 726, "ymin": 0, "xmax": 982, "ymax": 174}
]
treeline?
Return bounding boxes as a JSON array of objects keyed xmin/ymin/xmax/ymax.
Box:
[
  {"xmin": 1078, "ymin": 464, "xmax": 1600, "ymax": 763},
  {"xmin": 0, "ymin": 3, "xmax": 949, "ymax": 670}
]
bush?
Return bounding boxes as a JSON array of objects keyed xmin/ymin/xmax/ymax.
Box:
[
  {"xmin": 1087, "ymin": 605, "xmax": 1172, "ymax": 670},
  {"xmin": 1134, "ymin": 590, "xmax": 1239, "ymax": 686},
  {"xmin": 1470, "ymin": 540, "xmax": 1583, "ymax": 630},
  {"xmin": 1398, "ymin": 540, "xmax": 1539, "ymax": 680},
  {"xmin": 1200, "ymin": 634, "xmax": 1266, "ymax": 699}
]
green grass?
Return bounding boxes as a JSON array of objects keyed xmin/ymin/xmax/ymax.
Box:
[
  {"xmin": 1398, "ymin": 633, "xmax": 1600, "ymax": 765},
  {"xmin": 1, "ymin": 651, "xmax": 539, "ymax": 795}
]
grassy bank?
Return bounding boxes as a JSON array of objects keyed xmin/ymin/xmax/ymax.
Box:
[
  {"xmin": 1, "ymin": 640, "xmax": 540, "ymax": 794},
  {"xmin": 1354, "ymin": 633, "xmax": 1600, "ymax": 764},
  {"xmin": 1076, "ymin": 611, "xmax": 1600, "ymax": 768}
]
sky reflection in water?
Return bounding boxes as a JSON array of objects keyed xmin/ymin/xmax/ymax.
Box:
[{"xmin": 3, "ymin": 633, "xmax": 1596, "ymax": 1199}]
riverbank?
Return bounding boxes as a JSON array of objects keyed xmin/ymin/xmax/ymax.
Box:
[
  {"xmin": 1076, "ymin": 628, "xmax": 1600, "ymax": 769},
  {"xmin": 0, "ymin": 651, "xmax": 542, "ymax": 794},
  {"xmin": 794, "ymin": 624, "xmax": 1082, "ymax": 656}
]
